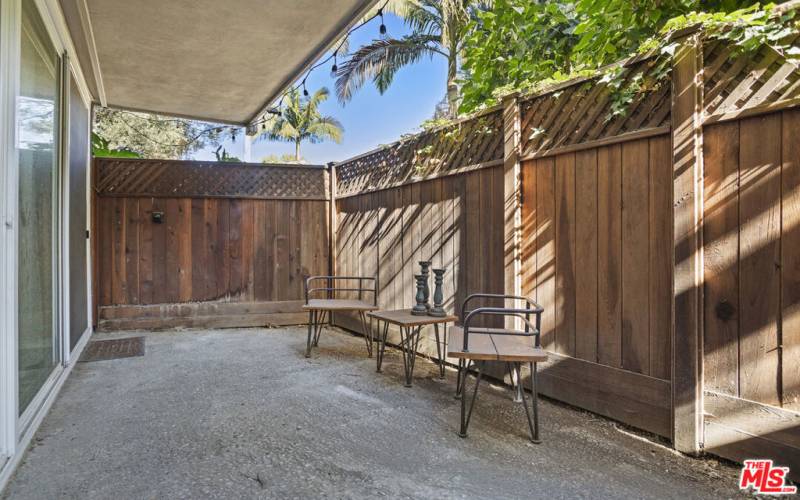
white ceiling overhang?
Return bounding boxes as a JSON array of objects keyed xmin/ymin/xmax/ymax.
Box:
[{"xmin": 60, "ymin": 0, "xmax": 380, "ymax": 125}]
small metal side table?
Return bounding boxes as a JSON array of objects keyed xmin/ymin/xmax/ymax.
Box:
[{"xmin": 367, "ymin": 309, "xmax": 458, "ymax": 387}]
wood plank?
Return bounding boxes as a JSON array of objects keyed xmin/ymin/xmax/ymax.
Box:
[
  {"xmin": 621, "ymin": 139, "xmax": 650, "ymax": 374},
  {"xmin": 163, "ymin": 198, "xmax": 180, "ymax": 303},
  {"xmin": 124, "ymin": 198, "xmax": 139, "ymax": 304},
  {"xmin": 98, "ymin": 197, "xmax": 113, "ymax": 306},
  {"xmin": 520, "ymin": 161, "xmax": 537, "ymax": 306},
  {"xmin": 453, "ymin": 173, "xmax": 466, "ymax": 319},
  {"xmin": 240, "ymin": 200, "xmax": 254, "ymax": 301},
  {"xmin": 574, "ymin": 149, "xmax": 598, "ymax": 362},
  {"xmin": 229, "ymin": 199, "xmax": 244, "ymax": 299},
  {"xmin": 432, "ymin": 178, "xmax": 444, "ymax": 270},
  {"xmin": 191, "ymin": 198, "xmax": 207, "ymax": 301},
  {"xmin": 704, "ymin": 390, "xmax": 800, "ymax": 482},
  {"xmin": 597, "ymin": 144, "xmax": 623, "ymax": 368},
  {"xmin": 535, "ymin": 158, "xmax": 556, "ymax": 350},
  {"xmin": 535, "ymin": 352, "xmax": 672, "ymax": 437},
  {"xmin": 738, "ymin": 113, "xmax": 781, "ymax": 406},
  {"xmin": 672, "ymin": 35, "xmax": 704, "ymax": 453},
  {"xmin": 252, "ymin": 200, "xmax": 270, "ymax": 301},
  {"xmin": 490, "ymin": 165, "xmax": 505, "ymax": 296},
  {"xmin": 151, "ymin": 199, "xmax": 167, "ymax": 304},
  {"xmin": 204, "ymin": 199, "xmax": 219, "ymax": 300},
  {"xmin": 216, "ymin": 199, "xmax": 230, "ymax": 299},
  {"xmin": 782, "ymin": 108, "xmax": 800, "ymax": 411},
  {"xmin": 138, "ymin": 198, "xmax": 154, "ymax": 304},
  {"xmin": 286, "ymin": 200, "xmax": 301, "ymax": 300},
  {"xmin": 402, "ymin": 184, "xmax": 416, "ymax": 311},
  {"xmin": 491, "ymin": 335, "xmax": 548, "ymax": 362},
  {"xmin": 554, "ymin": 153, "xmax": 576, "ymax": 356},
  {"xmin": 447, "ymin": 327, "xmax": 498, "ymax": 360},
  {"xmin": 274, "ymin": 201, "xmax": 291, "ymax": 301},
  {"xmin": 703, "ymin": 122, "xmax": 740, "ymax": 395},
  {"xmin": 98, "ymin": 300, "xmax": 309, "ymax": 331},
  {"xmin": 177, "ymin": 199, "xmax": 192, "ymax": 302},
  {"xmin": 99, "ymin": 300, "xmax": 307, "ymax": 319},
  {"xmin": 648, "ymin": 136, "xmax": 673, "ymax": 380}
]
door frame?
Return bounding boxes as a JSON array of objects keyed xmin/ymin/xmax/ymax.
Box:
[{"xmin": 0, "ymin": 0, "xmax": 21, "ymax": 464}]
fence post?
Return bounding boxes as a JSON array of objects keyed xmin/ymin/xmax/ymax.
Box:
[
  {"xmin": 328, "ymin": 162, "xmax": 337, "ymax": 325},
  {"xmin": 671, "ymin": 33, "xmax": 704, "ymax": 454},
  {"xmin": 503, "ymin": 94, "xmax": 522, "ymax": 329}
]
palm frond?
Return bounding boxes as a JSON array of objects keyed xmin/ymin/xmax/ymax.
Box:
[
  {"xmin": 307, "ymin": 116, "xmax": 344, "ymax": 144},
  {"xmin": 335, "ymin": 35, "xmax": 442, "ymax": 103}
]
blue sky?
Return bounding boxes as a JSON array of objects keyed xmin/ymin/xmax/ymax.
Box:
[{"xmin": 195, "ymin": 13, "xmax": 446, "ymax": 164}]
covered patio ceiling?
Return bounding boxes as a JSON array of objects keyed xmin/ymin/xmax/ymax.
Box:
[{"xmin": 59, "ymin": 0, "xmax": 381, "ymax": 125}]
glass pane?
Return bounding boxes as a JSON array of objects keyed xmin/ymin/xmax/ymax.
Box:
[{"xmin": 17, "ymin": 0, "xmax": 60, "ymax": 415}]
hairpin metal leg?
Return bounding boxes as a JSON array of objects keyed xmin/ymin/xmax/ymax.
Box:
[
  {"xmin": 312, "ymin": 310, "xmax": 326, "ymax": 347},
  {"xmin": 358, "ymin": 311, "xmax": 373, "ymax": 358},
  {"xmin": 455, "ymin": 359, "xmax": 468, "ymax": 399},
  {"xmin": 305, "ymin": 310, "xmax": 316, "ymax": 358},
  {"xmin": 376, "ymin": 320, "xmax": 389, "ymax": 372},
  {"xmin": 433, "ymin": 323, "xmax": 446, "ymax": 379},
  {"xmin": 459, "ymin": 360, "xmax": 483, "ymax": 438},
  {"xmin": 531, "ymin": 361, "xmax": 540, "ymax": 443},
  {"xmin": 398, "ymin": 326, "xmax": 422, "ymax": 387}
]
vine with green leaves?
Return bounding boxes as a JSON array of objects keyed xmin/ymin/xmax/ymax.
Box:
[{"xmin": 458, "ymin": 1, "xmax": 800, "ymax": 117}]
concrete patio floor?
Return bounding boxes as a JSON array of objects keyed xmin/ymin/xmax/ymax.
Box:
[{"xmin": 3, "ymin": 326, "xmax": 746, "ymax": 499}]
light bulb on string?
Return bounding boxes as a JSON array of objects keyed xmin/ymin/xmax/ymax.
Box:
[
  {"xmin": 378, "ymin": 8, "xmax": 386, "ymax": 35},
  {"xmin": 331, "ymin": 51, "xmax": 338, "ymax": 74}
]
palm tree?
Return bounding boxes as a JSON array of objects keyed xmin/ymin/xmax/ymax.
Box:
[
  {"xmin": 335, "ymin": 0, "xmax": 490, "ymax": 117},
  {"xmin": 257, "ymin": 87, "xmax": 343, "ymax": 161}
]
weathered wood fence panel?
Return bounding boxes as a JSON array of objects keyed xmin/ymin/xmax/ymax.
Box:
[
  {"xmin": 520, "ymin": 134, "xmax": 674, "ymax": 437},
  {"xmin": 93, "ymin": 159, "xmax": 329, "ymax": 330},
  {"xmin": 701, "ymin": 108, "xmax": 800, "ymax": 475},
  {"xmin": 332, "ymin": 108, "xmax": 506, "ymax": 353}
]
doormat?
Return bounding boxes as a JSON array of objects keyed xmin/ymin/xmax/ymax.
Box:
[{"xmin": 80, "ymin": 337, "xmax": 145, "ymax": 362}]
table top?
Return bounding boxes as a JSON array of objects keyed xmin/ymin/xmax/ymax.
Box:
[{"xmin": 367, "ymin": 309, "xmax": 458, "ymax": 326}]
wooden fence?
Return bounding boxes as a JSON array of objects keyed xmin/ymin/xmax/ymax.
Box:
[
  {"xmin": 92, "ymin": 159, "xmax": 329, "ymax": 330},
  {"xmin": 332, "ymin": 108, "xmax": 505, "ymax": 337},
  {"xmin": 89, "ymin": 23, "xmax": 800, "ymax": 477},
  {"xmin": 330, "ymin": 28, "xmax": 800, "ymax": 477}
]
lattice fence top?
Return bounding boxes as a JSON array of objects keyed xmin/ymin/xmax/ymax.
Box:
[
  {"xmin": 94, "ymin": 158, "xmax": 329, "ymax": 200},
  {"xmin": 703, "ymin": 32, "xmax": 800, "ymax": 121},
  {"xmin": 520, "ymin": 55, "xmax": 672, "ymax": 158},
  {"xmin": 335, "ymin": 107, "xmax": 504, "ymax": 197}
]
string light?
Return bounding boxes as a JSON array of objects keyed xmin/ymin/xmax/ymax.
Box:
[
  {"xmin": 263, "ymin": 0, "xmax": 391, "ymax": 122},
  {"xmin": 378, "ymin": 8, "xmax": 386, "ymax": 35},
  {"xmin": 331, "ymin": 50, "xmax": 338, "ymax": 74}
]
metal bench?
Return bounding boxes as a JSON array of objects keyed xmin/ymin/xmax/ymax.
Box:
[
  {"xmin": 447, "ymin": 293, "xmax": 546, "ymax": 443},
  {"xmin": 302, "ymin": 275, "xmax": 378, "ymax": 358}
]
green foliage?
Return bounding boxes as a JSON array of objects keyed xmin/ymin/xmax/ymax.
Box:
[
  {"xmin": 459, "ymin": 0, "xmax": 582, "ymax": 111},
  {"xmin": 93, "ymin": 107, "xmax": 225, "ymax": 159},
  {"xmin": 91, "ymin": 132, "xmax": 141, "ymax": 158},
  {"xmin": 261, "ymin": 153, "xmax": 308, "ymax": 164},
  {"xmin": 214, "ymin": 146, "xmax": 242, "ymax": 163},
  {"xmin": 256, "ymin": 87, "xmax": 343, "ymax": 161},
  {"xmin": 457, "ymin": 0, "xmax": 786, "ymax": 113}
]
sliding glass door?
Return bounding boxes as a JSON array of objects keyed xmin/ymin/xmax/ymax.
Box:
[{"xmin": 17, "ymin": 0, "xmax": 61, "ymax": 416}]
